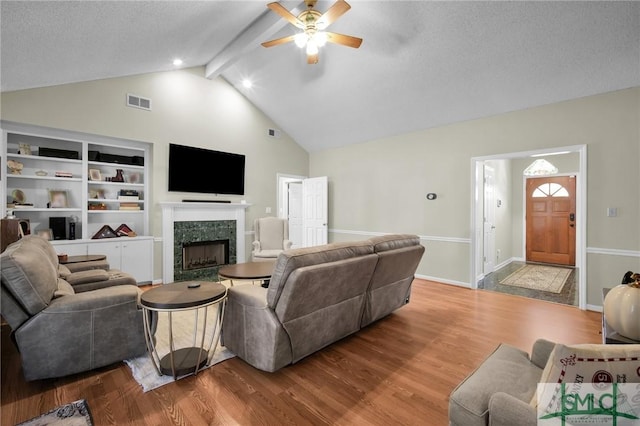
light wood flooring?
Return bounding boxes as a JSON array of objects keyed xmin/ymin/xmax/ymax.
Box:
[{"xmin": 1, "ymin": 280, "xmax": 602, "ymax": 425}]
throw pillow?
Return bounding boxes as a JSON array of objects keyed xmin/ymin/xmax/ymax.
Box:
[{"xmin": 533, "ymin": 343, "xmax": 640, "ymax": 411}]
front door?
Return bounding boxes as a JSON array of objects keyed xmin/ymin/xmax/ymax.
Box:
[{"xmin": 526, "ymin": 176, "xmax": 576, "ymax": 266}]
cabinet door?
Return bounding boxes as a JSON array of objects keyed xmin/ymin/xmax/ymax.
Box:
[
  {"xmin": 87, "ymin": 241, "xmax": 122, "ymax": 270},
  {"xmin": 120, "ymin": 239, "xmax": 152, "ymax": 284}
]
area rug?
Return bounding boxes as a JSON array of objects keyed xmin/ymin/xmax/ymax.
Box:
[
  {"xmin": 17, "ymin": 399, "xmax": 93, "ymax": 426},
  {"xmin": 125, "ymin": 308, "xmax": 235, "ymax": 392},
  {"xmin": 499, "ymin": 264, "xmax": 572, "ymax": 293}
]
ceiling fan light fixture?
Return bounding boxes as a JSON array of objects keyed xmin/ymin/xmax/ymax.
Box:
[
  {"xmin": 306, "ymin": 40, "xmax": 319, "ymax": 55},
  {"xmin": 294, "ymin": 33, "xmax": 307, "ymax": 48},
  {"xmin": 313, "ymin": 31, "xmax": 328, "ymax": 47}
]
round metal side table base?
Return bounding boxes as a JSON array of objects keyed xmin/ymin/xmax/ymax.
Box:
[{"xmin": 159, "ymin": 347, "xmax": 208, "ymax": 377}]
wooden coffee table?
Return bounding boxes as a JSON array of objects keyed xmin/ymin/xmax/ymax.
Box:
[
  {"xmin": 218, "ymin": 261, "xmax": 276, "ymax": 286},
  {"xmin": 140, "ymin": 281, "xmax": 227, "ymax": 379}
]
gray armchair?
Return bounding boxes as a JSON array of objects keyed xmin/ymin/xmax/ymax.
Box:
[
  {"xmin": 0, "ymin": 235, "xmax": 149, "ymax": 381},
  {"xmin": 251, "ymin": 217, "xmax": 293, "ymax": 262}
]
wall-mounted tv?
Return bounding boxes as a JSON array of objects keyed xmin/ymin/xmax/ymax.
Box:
[{"xmin": 168, "ymin": 143, "xmax": 245, "ymax": 195}]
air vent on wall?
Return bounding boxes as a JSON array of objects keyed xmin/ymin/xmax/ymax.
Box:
[{"xmin": 126, "ymin": 93, "xmax": 152, "ymax": 111}]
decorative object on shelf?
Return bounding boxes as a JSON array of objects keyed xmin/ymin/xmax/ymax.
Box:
[
  {"xmin": 69, "ymin": 215, "xmax": 79, "ymax": 240},
  {"xmin": 36, "ymin": 228, "xmax": 53, "ymax": 240},
  {"xmin": 89, "ymin": 169, "xmax": 102, "ymax": 181},
  {"xmin": 48, "ymin": 190, "xmax": 69, "ymax": 208},
  {"xmin": 89, "ymin": 189, "xmax": 106, "ymax": 199},
  {"xmin": 35, "ymin": 170, "xmax": 48, "ymax": 176},
  {"xmin": 603, "ymin": 271, "xmax": 640, "ymax": 340},
  {"xmin": 127, "ymin": 172, "xmax": 141, "ymax": 184},
  {"xmin": 116, "ymin": 223, "xmax": 137, "ymax": 237},
  {"xmin": 11, "ymin": 189, "xmax": 26, "ymax": 204},
  {"xmin": 54, "ymin": 171, "xmax": 73, "ymax": 178},
  {"xmin": 88, "ymin": 203, "xmax": 107, "ymax": 210},
  {"xmin": 92, "ymin": 224, "xmax": 118, "ymax": 239},
  {"xmin": 7, "ymin": 159, "xmax": 23, "ymax": 174},
  {"xmin": 112, "ymin": 169, "xmax": 125, "ymax": 182},
  {"xmin": 18, "ymin": 143, "xmax": 32, "ymax": 155}
]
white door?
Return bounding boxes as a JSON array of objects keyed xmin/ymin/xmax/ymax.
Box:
[
  {"xmin": 302, "ymin": 176, "xmax": 328, "ymax": 247},
  {"xmin": 288, "ymin": 181, "xmax": 303, "ymax": 248},
  {"xmin": 483, "ymin": 165, "xmax": 496, "ymax": 274}
]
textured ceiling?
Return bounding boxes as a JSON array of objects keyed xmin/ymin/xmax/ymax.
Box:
[{"xmin": 2, "ymin": 1, "xmax": 639, "ymax": 152}]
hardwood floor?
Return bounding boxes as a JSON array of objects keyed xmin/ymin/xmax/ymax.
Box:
[{"xmin": 1, "ymin": 280, "xmax": 602, "ymax": 425}]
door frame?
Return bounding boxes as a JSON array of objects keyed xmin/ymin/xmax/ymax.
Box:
[
  {"xmin": 277, "ymin": 173, "xmax": 306, "ymax": 219},
  {"xmin": 470, "ymin": 144, "xmax": 587, "ymax": 309}
]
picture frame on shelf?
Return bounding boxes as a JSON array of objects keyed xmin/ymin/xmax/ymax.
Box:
[
  {"xmin": 89, "ymin": 169, "xmax": 101, "ymax": 181},
  {"xmin": 89, "ymin": 189, "xmax": 106, "ymax": 199},
  {"xmin": 127, "ymin": 172, "xmax": 141, "ymax": 184},
  {"xmin": 48, "ymin": 190, "xmax": 68, "ymax": 208}
]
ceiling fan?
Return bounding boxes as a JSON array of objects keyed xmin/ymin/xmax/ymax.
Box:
[{"xmin": 261, "ymin": 0, "xmax": 363, "ymax": 64}]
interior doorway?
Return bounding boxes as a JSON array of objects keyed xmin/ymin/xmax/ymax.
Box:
[
  {"xmin": 470, "ymin": 145, "xmax": 587, "ymax": 309},
  {"xmin": 277, "ymin": 174, "xmax": 329, "ymax": 248}
]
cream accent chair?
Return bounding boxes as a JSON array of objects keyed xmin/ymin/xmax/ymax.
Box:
[{"xmin": 252, "ymin": 217, "xmax": 293, "ymax": 262}]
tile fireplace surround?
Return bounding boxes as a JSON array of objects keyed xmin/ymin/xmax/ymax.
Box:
[{"xmin": 160, "ymin": 202, "xmax": 250, "ymax": 284}]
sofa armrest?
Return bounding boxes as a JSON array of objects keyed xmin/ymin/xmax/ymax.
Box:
[
  {"xmin": 64, "ymin": 259, "xmax": 110, "ymax": 273},
  {"xmin": 283, "ymin": 239, "xmax": 293, "ymax": 250},
  {"xmin": 44, "ymin": 285, "xmax": 141, "ymax": 312},
  {"xmin": 252, "ymin": 240, "xmax": 261, "ymax": 252},
  {"xmin": 64, "ymin": 269, "xmax": 110, "ymax": 287},
  {"xmin": 488, "ymin": 392, "xmax": 537, "ymax": 426},
  {"xmin": 530, "ymin": 339, "xmax": 556, "ymax": 369}
]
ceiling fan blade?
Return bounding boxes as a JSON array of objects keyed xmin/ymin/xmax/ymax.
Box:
[
  {"xmin": 267, "ymin": 2, "xmax": 304, "ymax": 28},
  {"xmin": 307, "ymin": 51, "xmax": 319, "ymax": 64},
  {"xmin": 317, "ymin": 0, "xmax": 351, "ymax": 29},
  {"xmin": 261, "ymin": 35, "xmax": 297, "ymax": 48},
  {"xmin": 326, "ymin": 32, "xmax": 362, "ymax": 48}
]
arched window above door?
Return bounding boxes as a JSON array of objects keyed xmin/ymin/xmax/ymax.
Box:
[{"xmin": 532, "ymin": 182, "xmax": 570, "ymax": 198}]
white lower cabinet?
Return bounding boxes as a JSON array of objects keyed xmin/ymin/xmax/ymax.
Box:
[{"xmin": 52, "ymin": 237, "xmax": 153, "ymax": 284}]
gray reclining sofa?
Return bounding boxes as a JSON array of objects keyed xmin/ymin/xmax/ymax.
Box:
[{"xmin": 222, "ymin": 234, "xmax": 425, "ymax": 372}]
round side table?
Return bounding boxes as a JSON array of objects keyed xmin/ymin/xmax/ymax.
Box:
[{"xmin": 140, "ymin": 281, "xmax": 227, "ymax": 379}]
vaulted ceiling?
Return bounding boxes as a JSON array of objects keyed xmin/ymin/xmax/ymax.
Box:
[{"xmin": 2, "ymin": 1, "xmax": 639, "ymax": 152}]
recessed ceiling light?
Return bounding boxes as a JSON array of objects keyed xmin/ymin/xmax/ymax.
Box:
[
  {"xmin": 172, "ymin": 58, "xmax": 183, "ymax": 66},
  {"xmin": 242, "ymin": 79, "xmax": 253, "ymax": 89}
]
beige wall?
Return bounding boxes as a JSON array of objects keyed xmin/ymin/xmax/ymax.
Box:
[
  {"xmin": 1, "ymin": 67, "xmax": 309, "ymax": 281},
  {"xmin": 310, "ymin": 88, "xmax": 640, "ymax": 305}
]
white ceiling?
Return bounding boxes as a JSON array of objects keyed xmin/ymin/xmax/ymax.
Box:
[{"xmin": 2, "ymin": 1, "xmax": 639, "ymax": 152}]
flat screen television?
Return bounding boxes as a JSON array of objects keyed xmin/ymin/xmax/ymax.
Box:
[{"xmin": 168, "ymin": 143, "xmax": 245, "ymax": 195}]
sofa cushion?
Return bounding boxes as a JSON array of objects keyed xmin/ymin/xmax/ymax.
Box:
[
  {"xmin": 53, "ymin": 278, "xmax": 75, "ymax": 298},
  {"xmin": 449, "ymin": 343, "xmax": 543, "ymax": 426},
  {"xmin": 535, "ymin": 343, "xmax": 640, "ymax": 413},
  {"xmin": 368, "ymin": 234, "xmax": 421, "ymax": 252},
  {"xmin": 0, "ymin": 236, "xmax": 58, "ymax": 315},
  {"xmin": 254, "ymin": 249, "xmax": 283, "ymax": 258},
  {"xmin": 267, "ymin": 241, "xmax": 373, "ymax": 307}
]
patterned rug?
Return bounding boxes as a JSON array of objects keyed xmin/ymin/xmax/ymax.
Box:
[
  {"xmin": 17, "ymin": 399, "xmax": 92, "ymax": 426},
  {"xmin": 499, "ymin": 264, "xmax": 572, "ymax": 294},
  {"xmin": 124, "ymin": 307, "xmax": 235, "ymax": 392}
]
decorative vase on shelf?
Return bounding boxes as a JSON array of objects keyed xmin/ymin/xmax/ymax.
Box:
[{"xmin": 603, "ymin": 284, "xmax": 640, "ymax": 340}]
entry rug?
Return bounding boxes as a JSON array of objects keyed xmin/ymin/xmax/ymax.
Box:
[
  {"xmin": 125, "ymin": 309, "xmax": 235, "ymax": 392},
  {"xmin": 17, "ymin": 399, "xmax": 93, "ymax": 426},
  {"xmin": 499, "ymin": 264, "xmax": 572, "ymax": 294}
]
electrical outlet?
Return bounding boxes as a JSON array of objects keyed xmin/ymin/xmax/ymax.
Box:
[
  {"xmin": 607, "ymin": 207, "xmax": 617, "ymax": 217},
  {"xmin": 266, "ymin": 207, "xmax": 271, "ymax": 214}
]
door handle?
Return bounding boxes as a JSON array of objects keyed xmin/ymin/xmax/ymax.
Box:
[{"xmin": 569, "ymin": 213, "xmax": 575, "ymax": 221}]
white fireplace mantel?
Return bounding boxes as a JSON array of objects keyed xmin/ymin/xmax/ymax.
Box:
[{"xmin": 160, "ymin": 202, "xmax": 251, "ymax": 284}]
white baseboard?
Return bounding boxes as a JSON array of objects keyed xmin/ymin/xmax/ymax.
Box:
[
  {"xmin": 415, "ymin": 274, "xmax": 471, "ymax": 288},
  {"xmin": 586, "ymin": 304, "xmax": 603, "ymax": 312}
]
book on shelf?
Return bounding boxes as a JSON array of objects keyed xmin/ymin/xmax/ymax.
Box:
[
  {"xmin": 117, "ymin": 195, "xmax": 140, "ymax": 201},
  {"xmin": 118, "ymin": 189, "xmax": 139, "ymax": 197},
  {"xmin": 54, "ymin": 171, "xmax": 73, "ymax": 178},
  {"xmin": 119, "ymin": 206, "xmax": 141, "ymax": 211}
]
